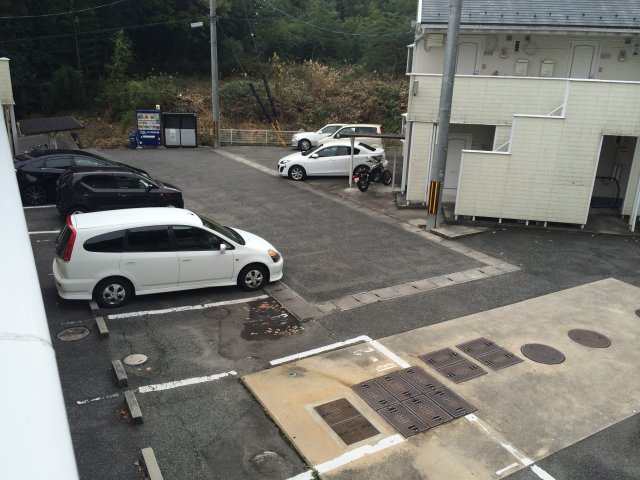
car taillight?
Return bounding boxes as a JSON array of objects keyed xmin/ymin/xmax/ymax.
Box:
[{"xmin": 61, "ymin": 216, "xmax": 76, "ymax": 262}]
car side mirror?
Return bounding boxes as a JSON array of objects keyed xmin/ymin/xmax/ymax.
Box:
[
  {"xmin": 219, "ymin": 243, "xmax": 226, "ymax": 253},
  {"xmin": 311, "ymin": 154, "xmax": 319, "ymax": 158}
]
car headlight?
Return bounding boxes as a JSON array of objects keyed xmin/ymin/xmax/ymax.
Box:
[
  {"xmin": 280, "ymin": 159, "xmax": 291, "ymax": 165},
  {"xmin": 292, "ymin": 134, "xmax": 299, "ymax": 141},
  {"xmin": 268, "ymin": 249, "xmax": 281, "ymax": 262}
]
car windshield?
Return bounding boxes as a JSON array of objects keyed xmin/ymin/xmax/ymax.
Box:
[
  {"xmin": 197, "ymin": 213, "xmax": 245, "ymax": 245},
  {"xmin": 319, "ymin": 125, "xmax": 341, "ymax": 135}
]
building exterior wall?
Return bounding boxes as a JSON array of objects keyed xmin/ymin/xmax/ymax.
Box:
[
  {"xmin": 454, "ymin": 80, "xmax": 640, "ymax": 224},
  {"xmin": 413, "ymin": 33, "xmax": 640, "ymax": 81},
  {"xmin": 622, "ymin": 145, "xmax": 640, "ymax": 216}
]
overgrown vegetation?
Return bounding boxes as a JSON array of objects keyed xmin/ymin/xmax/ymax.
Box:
[{"xmin": 1, "ymin": 0, "xmax": 413, "ymax": 146}]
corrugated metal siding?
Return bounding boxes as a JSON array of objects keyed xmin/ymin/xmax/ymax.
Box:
[{"xmin": 421, "ymin": 0, "xmax": 640, "ymax": 30}]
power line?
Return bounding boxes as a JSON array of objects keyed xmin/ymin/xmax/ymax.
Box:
[
  {"xmin": 259, "ymin": 0, "xmax": 413, "ymax": 37},
  {"xmin": 0, "ymin": 0, "xmax": 128, "ymax": 20}
]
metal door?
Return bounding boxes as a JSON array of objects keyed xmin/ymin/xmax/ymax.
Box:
[{"xmin": 568, "ymin": 43, "xmax": 599, "ymax": 79}]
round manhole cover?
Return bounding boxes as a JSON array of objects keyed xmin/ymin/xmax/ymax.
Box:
[
  {"xmin": 636, "ymin": 309, "xmax": 640, "ymax": 319},
  {"xmin": 204, "ymin": 307, "xmax": 230, "ymax": 320},
  {"xmin": 520, "ymin": 344, "xmax": 565, "ymax": 365},
  {"xmin": 568, "ymin": 329, "xmax": 611, "ymax": 348},
  {"xmin": 123, "ymin": 354, "xmax": 148, "ymax": 366},
  {"xmin": 58, "ymin": 327, "xmax": 90, "ymax": 342}
]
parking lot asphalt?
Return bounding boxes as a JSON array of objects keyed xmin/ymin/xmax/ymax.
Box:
[{"xmin": 27, "ymin": 145, "xmax": 640, "ymax": 480}]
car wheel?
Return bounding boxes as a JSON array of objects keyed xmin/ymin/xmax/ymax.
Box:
[
  {"xmin": 238, "ymin": 264, "xmax": 268, "ymax": 291},
  {"xmin": 23, "ymin": 184, "xmax": 47, "ymax": 206},
  {"xmin": 288, "ymin": 165, "xmax": 306, "ymax": 181},
  {"xmin": 353, "ymin": 165, "xmax": 369, "ymax": 175},
  {"xmin": 299, "ymin": 139, "xmax": 312, "ymax": 151},
  {"xmin": 382, "ymin": 170, "xmax": 392, "ymax": 185},
  {"xmin": 93, "ymin": 277, "xmax": 133, "ymax": 308},
  {"xmin": 66, "ymin": 206, "xmax": 87, "ymax": 216}
]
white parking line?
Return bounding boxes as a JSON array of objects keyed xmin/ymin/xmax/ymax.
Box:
[
  {"xmin": 29, "ymin": 230, "xmax": 60, "ymax": 235},
  {"xmin": 287, "ymin": 434, "xmax": 404, "ymax": 480},
  {"xmin": 530, "ymin": 465, "xmax": 557, "ymax": 480},
  {"xmin": 495, "ymin": 463, "xmax": 519, "ymax": 475},
  {"xmin": 76, "ymin": 370, "xmax": 237, "ymax": 405},
  {"xmin": 107, "ymin": 295, "xmax": 269, "ymax": 319},
  {"xmin": 270, "ymin": 335, "xmax": 370, "ymax": 365}
]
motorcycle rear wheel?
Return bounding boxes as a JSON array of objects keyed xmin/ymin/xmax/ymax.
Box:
[
  {"xmin": 357, "ymin": 181, "xmax": 370, "ymax": 192},
  {"xmin": 382, "ymin": 170, "xmax": 392, "ymax": 185}
]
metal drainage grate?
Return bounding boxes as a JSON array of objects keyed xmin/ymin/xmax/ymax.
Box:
[
  {"xmin": 520, "ymin": 344, "xmax": 565, "ymax": 365},
  {"xmin": 568, "ymin": 329, "xmax": 611, "ymax": 348},
  {"xmin": 314, "ymin": 398, "xmax": 379, "ymax": 445},
  {"xmin": 403, "ymin": 395, "xmax": 453, "ymax": 428},
  {"xmin": 476, "ymin": 348, "xmax": 524, "ymax": 371},
  {"xmin": 377, "ymin": 403, "xmax": 428, "ymax": 437},
  {"xmin": 455, "ymin": 337, "xmax": 500, "ymax": 358},
  {"xmin": 397, "ymin": 366, "xmax": 444, "ymax": 393},
  {"xmin": 352, "ymin": 380, "xmax": 398, "ymax": 410},
  {"xmin": 436, "ymin": 359, "xmax": 487, "ymax": 383},
  {"xmin": 419, "ymin": 348, "xmax": 462, "ymax": 368},
  {"xmin": 427, "ymin": 387, "xmax": 477, "ymax": 418},
  {"xmin": 331, "ymin": 415, "xmax": 380, "ymax": 445},
  {"xmin": 374, "ymin": 372, "xmax": 422, "ymax": 402},
  {"xmin": 314, "ymin": 398, "xmax": 360, "ymax": 425}
]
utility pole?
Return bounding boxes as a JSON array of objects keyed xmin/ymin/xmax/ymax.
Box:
[
  {"xmin": 426, "ymin": 0, "xmax": 462, "ymax": 229},
  {"xmin": 210, "ymin": 0, "xmax": 221, "ymax": 147}
]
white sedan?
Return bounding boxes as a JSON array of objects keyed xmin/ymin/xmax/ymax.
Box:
[
  {"xmin": 278, "ymin": 140, "xmax": 386, "ymax": 181},
  {"xmin": 291, "ymin": 123, "xmax": 345, "ymax": 151}
]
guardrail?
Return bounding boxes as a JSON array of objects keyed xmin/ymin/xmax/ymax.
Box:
[
  {"xmin": 0, "ymin": 108, "xmax": 79, "ymax": 477},
  {"xmin": 220, "ymin": 129, "xmax": 298, "ymax": 146}
]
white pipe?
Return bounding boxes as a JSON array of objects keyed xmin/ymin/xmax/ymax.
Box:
[{"xmin": 0, "ymin": 108, "xmax": 78, "ymax": 477}]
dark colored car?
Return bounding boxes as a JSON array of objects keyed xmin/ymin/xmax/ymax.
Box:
[
  {"xmin": 56, "ymin": 166, "xmax": 183, "ymax": 217},
  {"xmin": 14, "ymin": 149, "xmax": 150, "ymax": 206}
]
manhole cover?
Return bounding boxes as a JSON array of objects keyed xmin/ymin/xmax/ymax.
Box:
[
  {"xmin": 568, "ymin": 329, "xmax": 611, "ymax": 348},
  {"xmin": 373, "ymin": 372, "xmax": 421, "ymax": 402},
  {"xmin": 377, "ymin": 403, "xmax": 428, "ymax": 438},
  {"xmin": 436, "ymin": 359, "xmax": 487, "ymax": 383},
  {"xmin": 352, "ymin": 380, "xmax": 397, "ymax": 410},
  {"xmin": 397, "ymin": 366, "xmax": 444, "ymax": 393},
  {"xmin": 418, "ymin": 348, "xmax": 462, "ymax": 368},
  {"xmin": 426, "ymin": 387, "xmax": 476, "ymax": 418},
  {"xmin": 331, "ymin": 415, "xmax": 380, "ymax": 445},
  {"xmin": 204, "ymin": 307, "xmax": 230, "ymax": 319},
  {"xmin": 314, "ymin": 399, "xmax": 360, "ymax": 425},
  {"xmin": 403, "ymin": 395, "xmax": 453, "ymax": 428},
  {"xmin": 57, "ymin": 327, "xmax": 90, "ymax": 342},
  {"xmin": 520, "ymin": 344, "xmax": 565, "ymax": 365},
  {"xmin": 123, "ymin": 354, "xmax": 148, "ymax": 366},
  {"xmin": 456, "ymin": 337, "xmax": 500, "ymax": 358},
  {"xmin": 636, "ymin": 309, "xmax": 640, "ymax": 318},
  {"xmin": 476, "ymin": 348, "xmax": 524, "ymax": 371}
]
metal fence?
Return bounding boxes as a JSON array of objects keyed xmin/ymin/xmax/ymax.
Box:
[{"xmin": 220, "ymin": 129, "xmax": 298, "ymax": 146}]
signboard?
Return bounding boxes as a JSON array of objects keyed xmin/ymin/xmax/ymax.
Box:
[{"xmin": 136, "ymin": 109, "xmax": 161, "ymax": 147}]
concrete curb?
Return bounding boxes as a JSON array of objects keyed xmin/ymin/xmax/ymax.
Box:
[{"xmin": 140, "ymin": 447, "xmax": 163, "ymax": 480}]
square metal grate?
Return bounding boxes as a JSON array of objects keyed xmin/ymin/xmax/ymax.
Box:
[
  {"xmin": 427, "ymin": 388, "xmax": 476, "ymax": 418},
  {"xmin": 397, "ymin": 366, "xmax": 444, "ymax": 393},
  {"xmin": 456, "ymin": 337, "xmax": 501, "ymax": 358},
  {"xmin": 476, "ymin": 348, "xmax": 524, "ymax": 371},
  {"xmin": 314, "ymin": 398, "xmax": 380, "ymax": 445},
  {"xmin": 351, "ymin": 380, "xmax": 398, "ymax": 410},
  {"xmin": 373, "ymin": 372, "xmax": 422, "ymax": 402},
  {"xmin": 402, "ymin": 395, "xmax": 453, "ymax": 428},
  {"xmin": 418, "ymin": 348, "xmax": 462, "ymax": 368},
  {"xmin": 436, "ymin": 359, "xmax": 487, "ymax": 383},
  {"xmin": 377, "ymin": 403, "xmax": 428, "ymax": 437}
]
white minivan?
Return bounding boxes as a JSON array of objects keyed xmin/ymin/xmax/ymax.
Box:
[{"xmin": 53, "ymin": 208, "xmax": 283, "ymax": 308}]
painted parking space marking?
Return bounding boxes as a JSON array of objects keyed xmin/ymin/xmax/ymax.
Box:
[
  {"xmin": 495, "ymin": 463, "xmax": 519, "ymax": 475},
  {"xmin": 530, "ymin": 464, "xmax": 557, "ymax": 480},
  {"xmin": 76, "ymin": 370, "xmax": 238, "ymax": 405},
  {"xmin": 287, "ymin": 434, "xmax": 404, "ymax": 480},
  {"xmin": 106, "ymin": 295, "xmax": 269, "ymax": 319},
  {"xmin": 23, "ymin": 205, "xmax": 57, "ymax": 209}
]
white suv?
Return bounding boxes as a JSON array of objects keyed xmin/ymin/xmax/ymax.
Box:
[
  {"xmin": 53, "ymin": 208, "xmax": 283, "ymax": 308},
  {"xmin": 317, "ymin": 124, "xmax": 383, "ymax": 147}
]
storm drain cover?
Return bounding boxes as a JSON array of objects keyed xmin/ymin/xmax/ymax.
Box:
[
  {"xmin": 373, "ymin": 372, "xmax": 422, "ymax": 402},
  {"xmin": 57, "ymin": 327, "xmax": 90, "ymax": 342},
  {"xmin": 397, "ymin": 366, "xmax": 444, "ymax": 393},
  {"xmin": 377, "ymin": 403, "xmax": 428, "ymax": 437},
  {"xmin": 314, "ymin": 398, "xmax": 360, "ymax": 425},
  {"xmin": 427, "ymin": 387, "xmax": 477, "ymax": 418},
  {"xmin": 351, "ymin": 380, "xmax": 397, "ymax": 410},
  {"xmin": 568, "ymin": 329, "xmax": 611, "ymax": 348},
  {"xmin": 403, "ymin": 395, "xmax": 453, "ymax": 428},
  {"xmin": 418, "ymin": 348, "xmax": 462, "ymax": 368},
  {"xmin": 123, "ymin": 354, "xmax": 148, "ymax": 366},
  {"xmin": 456, "ymin": 337, "xmax": 500, "ymax": 358},
  {"xmin": 314, "ymin": 398, "xmax": 379, "ymax": 445},
  {"xmin": 476, "ymin": 348, "xmax": 524, "ymax": 371},
  {"xmin": 520, "ymin": 344, "xmax": 565, "ymax": 365},
  {"xmin": 436, "ymin": 359, "xmax": 487, "ymax": 383}
]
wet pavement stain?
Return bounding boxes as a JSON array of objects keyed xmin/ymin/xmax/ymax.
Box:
[{"xmin": 241, "ymin": 299, "xmax": 303, "ymax": 341}]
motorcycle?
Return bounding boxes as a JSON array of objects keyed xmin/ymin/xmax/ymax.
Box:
[{"xmin": 352, "ymin": 157, "xmax": 392, "ymax": 192}]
